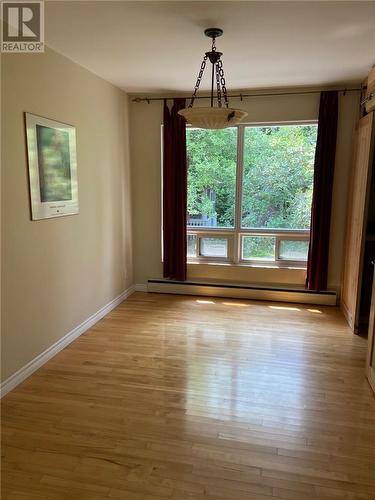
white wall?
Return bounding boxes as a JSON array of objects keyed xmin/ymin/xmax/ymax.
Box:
[
  {"xmin": 1, "ymin": 47, "xmax": 133, "ymax": 382},
  {"xmin": 129, "ymin": 89, "xmax": 359, "ymax": 292}
]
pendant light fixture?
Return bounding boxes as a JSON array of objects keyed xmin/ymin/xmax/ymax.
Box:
[{"xmin": 178, "ymin": 28, "xmax": 248, "ymax": 129}]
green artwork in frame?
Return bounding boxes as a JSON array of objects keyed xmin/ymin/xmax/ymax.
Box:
[{"xmin": 25, "ymin": 113, "xmax": 79, "ymax": 220}]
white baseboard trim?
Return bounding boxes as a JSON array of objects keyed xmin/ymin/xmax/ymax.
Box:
[
  {"xmin": 0, "ymin": 285, "xmax": 135, "ymax": 398},
  {"xmin": 135, "ymin": 283, "xmax": 148, "ymax": 292}
]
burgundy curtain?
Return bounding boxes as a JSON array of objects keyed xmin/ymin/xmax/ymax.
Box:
[
  {"xmin": 163, "ymin": 98, "xmax": 187, "ymax": 281},
  {"xmin": 306, "ymin": 91, "xmax": 338, "ymax": 290}
]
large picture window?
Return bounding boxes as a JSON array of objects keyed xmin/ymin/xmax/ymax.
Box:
[{"xmin": 186, "ymin": 122, "xmax": 318, "ymax": 266}]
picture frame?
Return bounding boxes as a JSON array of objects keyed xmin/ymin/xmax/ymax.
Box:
[{"xmin": 25, "ymin": 112, "xmax": 79, "ymax": 220}]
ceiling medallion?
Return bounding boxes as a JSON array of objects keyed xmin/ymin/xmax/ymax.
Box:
[{"xmin": 178, "ymin": 28, "xmax": 247, "ymax": 129}]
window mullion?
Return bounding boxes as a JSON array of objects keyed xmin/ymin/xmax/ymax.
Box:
[
  {"xmin": 234, "ymin": 125, "xmax": 244, "ymax": 263},
  {"xmin": 275, "ymin": 236, "xmax": 281, "ymax": 261}
]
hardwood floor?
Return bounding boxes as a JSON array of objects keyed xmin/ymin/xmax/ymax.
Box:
[{"xmin": 2, "ymin": 292, "xmax": 375, "ymax": 500}]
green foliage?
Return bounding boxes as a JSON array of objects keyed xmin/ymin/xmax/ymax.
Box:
[
  {"xmin": 242, "ymin": 236, "xmax": 275, "ymax": 260},
  {"xmin": 187, "ymin": 128, "xmax": 237, "ymax": 227},
  {"xmin": 242, "ymin": 125, "xmax": 317, "ymax": 229},
  {"xmin": 186, "ymin": 124, "xmax": 317, "ymax": 233},
  {"xmin": 242, "ymin": 236, "xmax": 309, "ymax": 260}
]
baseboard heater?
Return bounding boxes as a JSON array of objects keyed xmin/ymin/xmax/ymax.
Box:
[{"xmin": 147, "ymin": 279, "xmax": 337, "ymax": 306}]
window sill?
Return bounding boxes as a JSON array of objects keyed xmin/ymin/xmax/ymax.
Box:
[{"xmin": 187, "ymin": 260, "xmax": 307, "ymax": 270}]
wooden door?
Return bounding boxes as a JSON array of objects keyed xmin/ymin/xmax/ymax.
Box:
[
  {"xmin": 366, "ymin": 265, "xmax": 375, "ymax": 394},
  {"xmin": 341, "ymin": 113, "xmax": 375, "ymax": 332}
]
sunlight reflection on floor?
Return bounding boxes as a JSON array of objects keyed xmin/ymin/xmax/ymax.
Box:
[{"xmin": 195, "ymin": 299, "xmax": 323, "ymax": 314}]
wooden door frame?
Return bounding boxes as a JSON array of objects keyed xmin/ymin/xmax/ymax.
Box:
[
  {"xmin": 366, "ymin": 266, "xmax": 375, "ymax": 393},
  {"xmin": 341, "ymin": 112, "xmax": 375, "ymax": 332}
]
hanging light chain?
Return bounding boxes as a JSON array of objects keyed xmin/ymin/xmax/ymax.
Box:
[
  {"xmin": 176, "ymin": 29, "xmax": 249, "ymax": 129},
  {"xmin": 188, "ymin": 34, "xmax": 230, "ymax": 109},
  {"xmin": 215, "ymin": 61, "xmax": 222, "ymax": 108},
  {"xmin": 189, "ymin": 55, "xmax": 208, "ymax": 108},
  {"xmin": 217, "ymin": 58, "xmax": 229, "ymax": 108}
]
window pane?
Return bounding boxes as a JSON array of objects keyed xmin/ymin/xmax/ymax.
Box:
[
  {"xmin": 242, "ymin": 236, "xmax": 275, "ymax": 260},
  {"xmin": 187, "ymin": 128, "xmax": 237, "ymax": 228},
  {"xmin": 279, "ymin": 240, "xmax": 309, "ymax": 260},
  {"xmin": 187, "ymin": 235, "xmax": 197, "ymax": 258},
  {"xmin": 241, "ymin": 124, "xmax": 317, "ymax": 230},
  {"xmin": 200, "ymin": 238, "xmax": 228, "ymax": 258}
]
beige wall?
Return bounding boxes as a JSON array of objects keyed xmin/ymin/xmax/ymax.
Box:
[
  {"xmin": 129, "ymin": 90, "xmax": 359, "ymax": 292},
  {"xmin": 0, "ymin": 47, "xmax": 360, "ymax": 383},
  {"xmin": 1, "ymin": 48, "xmax": 133, "ymax": 382}
]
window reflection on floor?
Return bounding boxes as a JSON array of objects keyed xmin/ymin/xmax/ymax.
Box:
[{"xmin": 185, "ymin": 299, "xmax": 317, "ymax": 423}]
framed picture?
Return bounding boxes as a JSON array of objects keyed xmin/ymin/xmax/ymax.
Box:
[{"xmin": 25, "ymin": 113, "xmax": 79, "ymax": 220}]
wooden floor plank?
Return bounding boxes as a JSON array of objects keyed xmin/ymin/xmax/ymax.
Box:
[{"xmin": 2, "ymin": 292, "xmax": 375, "ymax": 499}]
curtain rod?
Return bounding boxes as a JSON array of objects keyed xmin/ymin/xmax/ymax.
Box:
[{"xmin": 132, "ymin": 88, "xmax": 361, "ymax": 103}]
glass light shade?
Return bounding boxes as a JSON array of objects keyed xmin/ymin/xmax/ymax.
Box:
[{"xmin": 178, "ymin": 107, "xmax": 248, "ymax": 129}]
